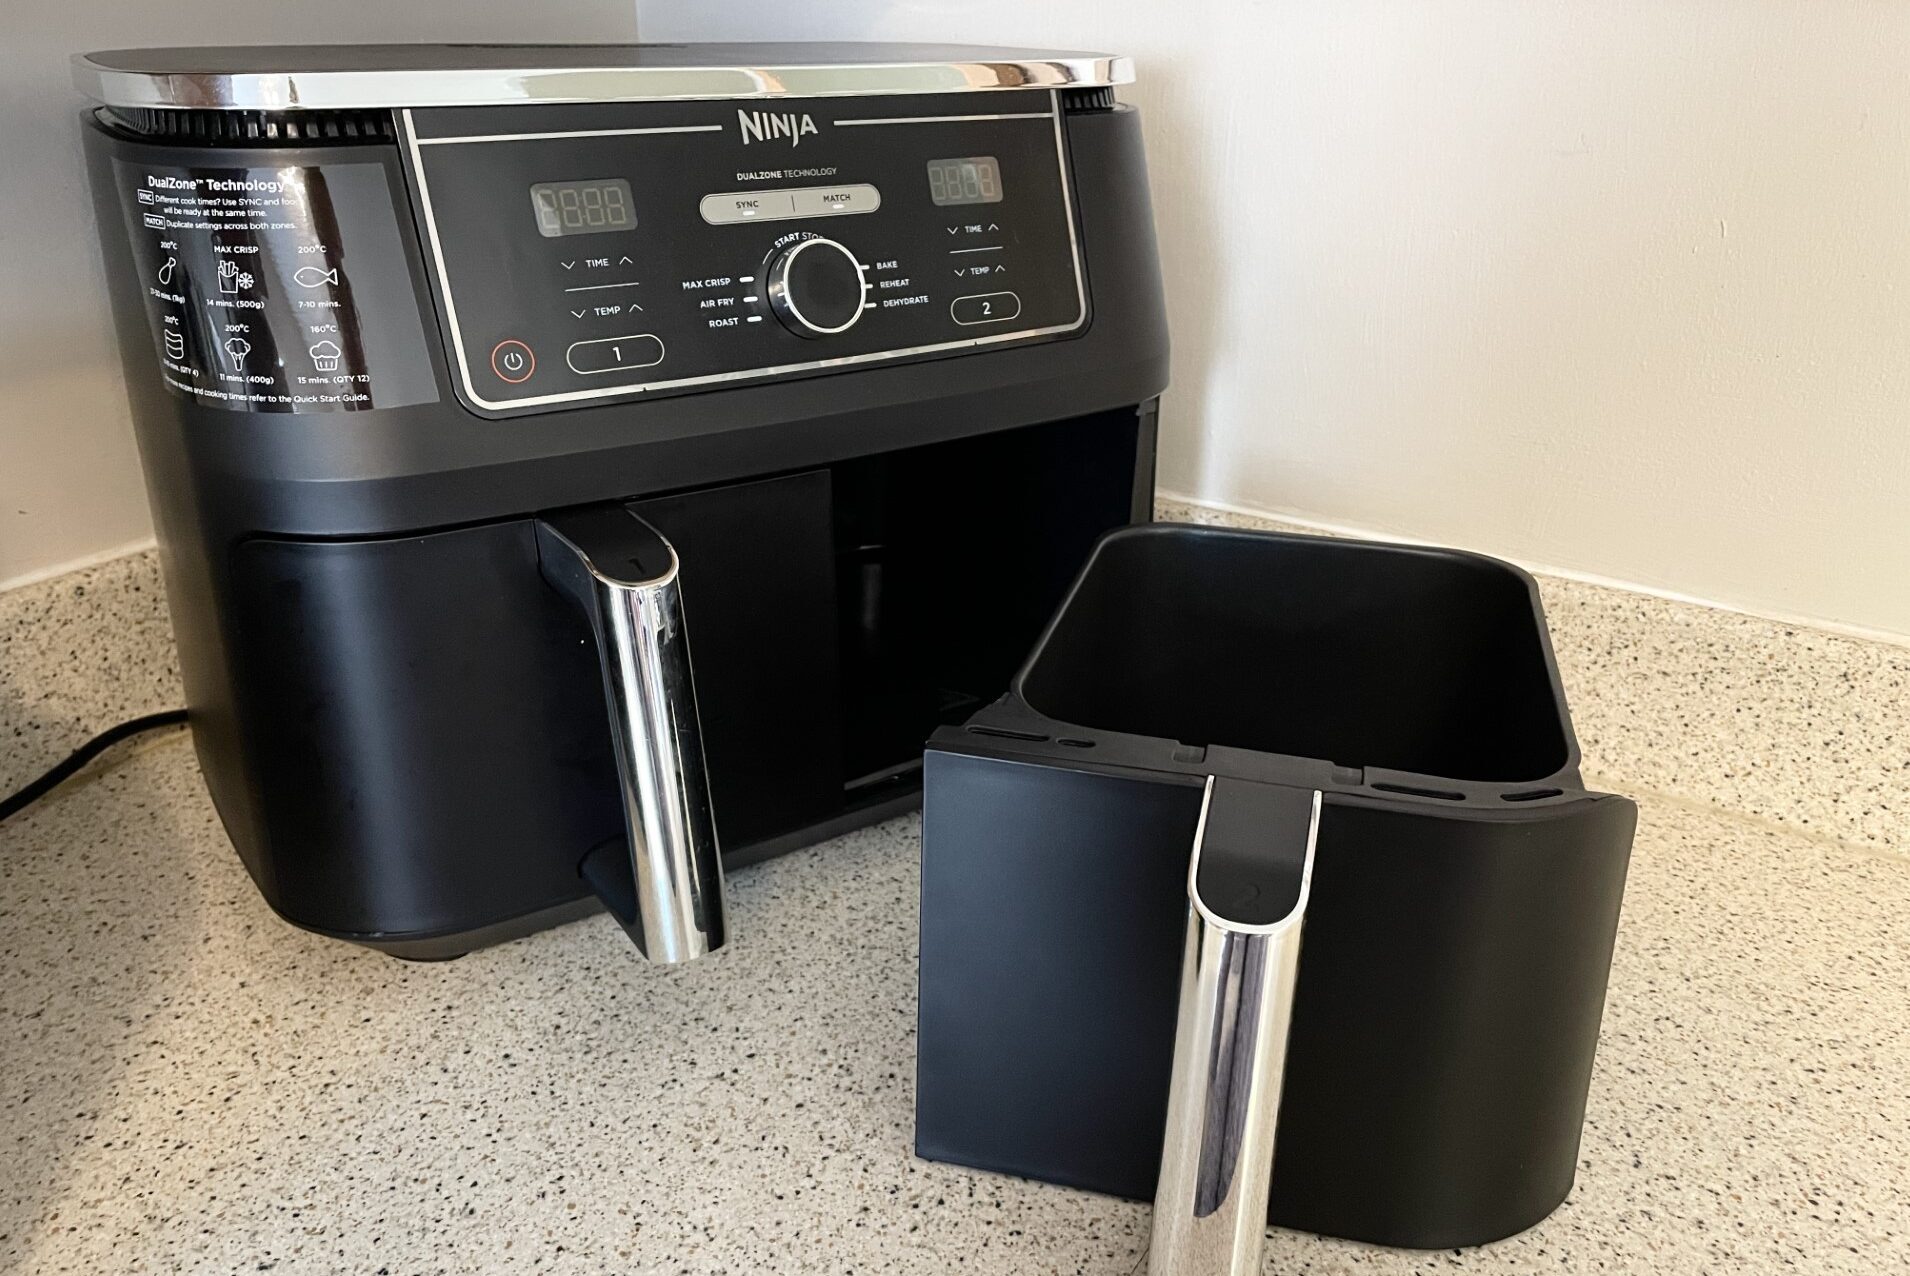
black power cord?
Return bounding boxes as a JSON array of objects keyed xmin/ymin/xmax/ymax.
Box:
[{"xmin": 0, "ymin": 710, "xmax": 189, "ymax": 825}]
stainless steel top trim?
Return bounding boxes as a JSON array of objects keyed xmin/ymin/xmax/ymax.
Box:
[
  {"xmin": 415, "ymin": 124, "xmax": 724, "ymax": 146},
  {"xmin": 73, "ymin": 43, "xmax": 1132, "ymax": 110},
  {"xmin": 398, "ymin": 96, "xmax": 1087, "ymax": 413},
  {"xmin": 834, "ymin": 112, "xmax": 1057, "ymax": 126}
]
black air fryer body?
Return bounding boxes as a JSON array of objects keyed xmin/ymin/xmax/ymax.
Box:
[{"xmin": 78, "ymin": 45, "xmax": 1167, "ymax": 956}]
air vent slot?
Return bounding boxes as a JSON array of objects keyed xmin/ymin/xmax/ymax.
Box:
[
  {"xmin": 1060, "ymin": 86, "xmax": 1117, "ymax": 113},
  {"xmin": 967, "ymin": 725, "xmax": 1050, "ymax": 742},
  {"xmin": 1372, "ymin": 782, "xmax": 1467, "ymax": 802},
  {"xmin": 98, "ymin": 107, "xmax": 397, "ymax": 147}
]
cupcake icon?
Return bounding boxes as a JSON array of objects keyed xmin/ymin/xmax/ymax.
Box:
[{"xmin": 309, "ymin": 339, "xmax": 343, "ymax": 372}]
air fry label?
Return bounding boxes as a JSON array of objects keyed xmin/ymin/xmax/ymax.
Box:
[{"xmin": 114, "ymin": 158, "xmax": 437, "ymax": 414}]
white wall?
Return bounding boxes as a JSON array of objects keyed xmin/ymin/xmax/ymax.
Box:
[
  {"xmin": 0, "ymin": 4, "xmax": 637, "ymax": 591},
  {"xmin": 646, "ymin": 2, "xmax": 1910, "ymax": 640}
]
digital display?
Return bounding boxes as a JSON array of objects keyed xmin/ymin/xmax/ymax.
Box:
[
  {"xmin": 926, "ymin": 157, "xmax": 1004, "ymax": 206},
  {"xmin": 530, "ymin": 179, "xmax": 636, "ymax": 237}
]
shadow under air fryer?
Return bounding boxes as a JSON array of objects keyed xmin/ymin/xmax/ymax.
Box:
[{"xmin": 917, "ymin": 524, "xmax": 1637, "ymax": 1252}]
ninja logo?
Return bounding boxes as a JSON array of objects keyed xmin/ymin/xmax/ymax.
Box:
[{"xmin": 738, "ymin": 109, "xmax": 820, "ymax": 147}]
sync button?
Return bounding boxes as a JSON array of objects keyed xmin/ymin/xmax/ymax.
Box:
[{"xmin": 699, "ymin": 192, "xmax": 797, "ymax": 224}]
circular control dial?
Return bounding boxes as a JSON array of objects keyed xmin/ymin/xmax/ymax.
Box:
[{"xmin": 765, "ymin": 238, "xmax": 867, "ymax": 338}]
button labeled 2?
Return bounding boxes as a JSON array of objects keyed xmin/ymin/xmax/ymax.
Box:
[
  {"xmin": 566, "ymin": 334, "xmax": 666, "ymax": 375},
  {"xmin": 951, "ymin": 291, "xmax": 1021, "ymax": 325}
]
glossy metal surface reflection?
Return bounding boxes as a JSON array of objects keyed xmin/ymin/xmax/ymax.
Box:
[
  {"xmin": 537, "ymin": 509, "xmax": 727, "ymax": 965},
  {"xmin": 1149, "ymin": 781, "xmax": 1320, "ymax": 1276}
]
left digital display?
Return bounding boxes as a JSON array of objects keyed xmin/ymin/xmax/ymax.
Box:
[{"xmin": 529, "ymin": 179, "xmax": 636, "ymax": 238}]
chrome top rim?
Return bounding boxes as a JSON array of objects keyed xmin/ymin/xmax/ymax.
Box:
[{"xmin": 73, "ymin": 43, "xmax": 1134, "ymax": 111}]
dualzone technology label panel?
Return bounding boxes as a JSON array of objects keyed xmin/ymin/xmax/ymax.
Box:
[
  {"xmin": 402, "ymin": 90, "xmax": 1089, "ymax": 413},
  {"xmin": 112, "ymin": 160, "xmax": 437, "ymax": 414}
]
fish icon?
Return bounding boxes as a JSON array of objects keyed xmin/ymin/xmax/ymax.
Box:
[{"xmin": 293, "ymin": 265, "xmax": 340, "ymax": 289}]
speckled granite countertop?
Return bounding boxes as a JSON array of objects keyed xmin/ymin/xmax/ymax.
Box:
[
  {"xmin": 4, "ymin": 504, "xmax": 1908, "ymax": 1274},
  {"xmin": 3, "ymin": 734, "xmax": 1906, "ymax": 1275}
]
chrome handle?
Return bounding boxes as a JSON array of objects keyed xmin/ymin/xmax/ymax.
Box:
[
  {"xmin": 536, "ymin": 508, "xmax": 727, "ymax": 965},
  {"xmin": 1148, "ymin": 779, "xmax": 1320, "ymax": 1276}
]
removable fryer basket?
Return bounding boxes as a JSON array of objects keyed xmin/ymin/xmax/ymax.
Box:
[
  {"xmin": 917, "ymin": 524, "xmax": 1637, "ymax": 1251},
  {"xmin": 1018, "ymin": 525, "xmax": 1572, "ymax": 783}
]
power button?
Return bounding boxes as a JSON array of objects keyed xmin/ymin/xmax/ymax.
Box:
[{"xmin": 490, "ymin": 339, "xmax": 535, "ymax": 384}]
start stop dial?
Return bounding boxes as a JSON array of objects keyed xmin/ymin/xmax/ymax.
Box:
[{"xmin": 763, "ymin": 237, "xmax": 867, "ymax": 337}]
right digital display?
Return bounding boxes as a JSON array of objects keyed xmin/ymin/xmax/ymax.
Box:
[{"xmin": 926, "ymin": 156, "xmax": 1004, "ymax": 206}]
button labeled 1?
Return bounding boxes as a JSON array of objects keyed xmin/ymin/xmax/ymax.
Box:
[
  {"xmin": 566, "ymin": 334, "xmax": 666, "ymax": 375},
  {"xmin": 951, "ymin": 291, "xmax": 1021, "ymax": 325}
]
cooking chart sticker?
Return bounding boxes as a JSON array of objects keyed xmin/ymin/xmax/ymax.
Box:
[{"xmin": 115, "ymin": 159, "xmax": 437, "ymax": 413}]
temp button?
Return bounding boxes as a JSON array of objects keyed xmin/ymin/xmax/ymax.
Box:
[{"xmin": 566, "ymin": 334, "xmax": 666, "ymax": 375}]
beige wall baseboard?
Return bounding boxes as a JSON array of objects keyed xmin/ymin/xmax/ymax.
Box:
[
  {"xmin": 1159, "ymin": 491, "xmax": 1910, "ymax": 651},
  {"xmin": 0, "ymin": 537, "xmax": 160, "ymax": 597},
  {"xmin": 4, "ymin": 518, "xmax": 1903, "ymax": 857}
]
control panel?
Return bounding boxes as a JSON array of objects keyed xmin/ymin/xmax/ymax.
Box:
[{"xmin": 402, "ymin": 91, "xmax": 1087, "ymax": 413}]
